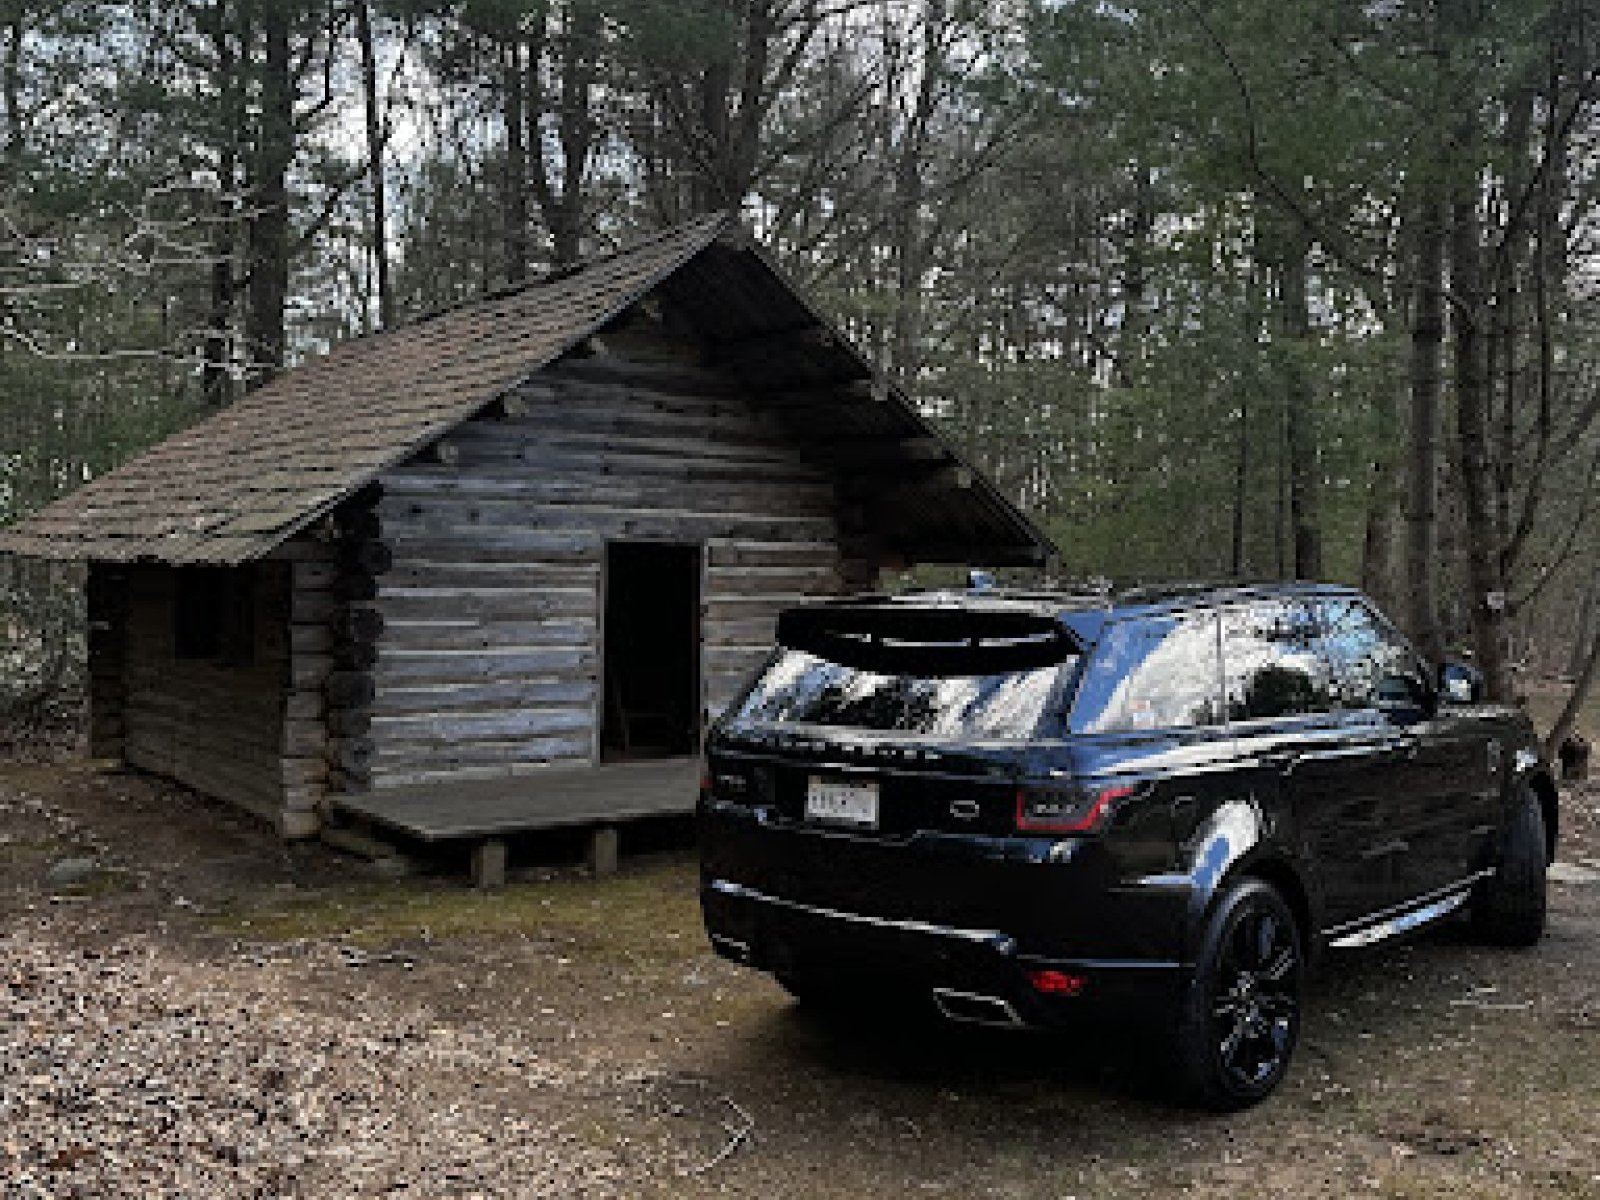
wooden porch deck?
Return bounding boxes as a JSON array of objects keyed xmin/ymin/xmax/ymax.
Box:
[{"xmin": 328, "ymin": 757, "xmax": 701, "ymax": 844}]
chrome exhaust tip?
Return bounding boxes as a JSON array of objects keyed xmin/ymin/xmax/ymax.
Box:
[{"xmin": 931, "ymin": 987, "xmax": 1024, "ymax": 1028}]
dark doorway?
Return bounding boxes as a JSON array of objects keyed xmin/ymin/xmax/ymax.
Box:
[{"xmin": 602, "ymin": 542, "xmax": 701, "ymax": 760}]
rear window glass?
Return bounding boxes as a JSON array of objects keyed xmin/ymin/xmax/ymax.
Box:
[{"xmin": 730, "ymin": 649, "xmax": 1072, "ymax": 740}]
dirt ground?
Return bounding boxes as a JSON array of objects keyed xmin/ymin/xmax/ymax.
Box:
[{"xmin": 3, "ymin": 755, "xmax": 1600, "ymax": 1200}]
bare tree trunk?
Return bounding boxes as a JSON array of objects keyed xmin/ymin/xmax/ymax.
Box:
[
  {"xmin": 526, "ymin": 3, "xmax": 596, "ymax": 271},
  {"xmin": 1500, "ymin": 67, "xmax": 1570, "ymax": 588},
  {"xmin": 722, "ymin": 0, "xmax": 773, "ymax": 209},
  {"xmin": 1491, "ymin": 85, "xmax": 1532, "ymax": 568},
  {"xmin": 1451, "ymin": 190, "xmax": 1510, "ymax": 698},
  {"xmin": 1231, "ymin": 388, "xmax": 1249, "ymax": 577},
  {"xmin": 691, "ymin": 50, "xmax": 732, "ymax": 214},
  {"xmin": 1546, "ymin": 615, "xmax": 1600, "ymax": 761},
  {"xmin": 355, "ymin": 0, "xmax": 391, "ymax": 328},
  {"xmin": 1119, "ymin": 166, "xmax": 1155, "ymax": 389},
  {"xmin": 2, "ymin": 12, "xmax": 23, "ymax": 169},
  {"xmin": 1274, "ymin": 389, "xmax": 1287, "ymax": 579},
  {"xmin": 1570, "ymin": 571, "xmax": 1600, "ymax": 679},
  {"xmin": 1405, "ymin": 190, "xmax": 1447, "ymax": 662},
  {"xmin": 203, "ymin": 0, "xmax": 236, "ymax": 406},
  {"xmin": 1280, "ymin": 238, "xmax": 1321, "ymax": 580},
  {"xmin": 502, "ymin": 36, "xmax": 529, "ymax": 284},
  {"xmin": 550, "ymin": 5, "xmax": 593, "ymax": 267},
  {"xmin": 888, "ymin": 0, "xmax": 945, "ymax": 385},
  {"xmin": 1360, "ymin": 366, "xmax": 1403, "ymax": 609},
  {"xmin": 245, "ymin": 1, "xmax": 292, "ymax": 385}
]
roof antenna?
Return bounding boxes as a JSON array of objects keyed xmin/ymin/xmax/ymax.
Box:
[{"xmin": 968, "ymin": 569, "xmax": 996, "ymax": 592}]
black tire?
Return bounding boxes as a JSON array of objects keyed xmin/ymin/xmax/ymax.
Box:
[
  {"xmin": 1471, "ymin": 783, "xmax": 1547, "ymax": 947},
  {"xmin": 1173, "ymin": 877, "xmax": 1304, "ymax": 1111}
]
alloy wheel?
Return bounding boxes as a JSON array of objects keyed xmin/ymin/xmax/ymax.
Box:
[{"xmin": 1209, "ymin": 906, "xmax": 1300, "ymax": 1092}]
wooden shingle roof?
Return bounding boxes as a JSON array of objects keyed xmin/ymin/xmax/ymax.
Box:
[
  {"xmin": 0, "ymin": 214, "xmax": 732, "ymax": 564},
  {"xmin": 1, "ymin": 213, "xmax": 1055, "ymax": 569}
]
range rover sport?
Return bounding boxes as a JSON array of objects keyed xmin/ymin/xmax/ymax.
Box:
[{"xmin": 697, "ymin": 584, "xmax": 1559, "ymax": 1108}]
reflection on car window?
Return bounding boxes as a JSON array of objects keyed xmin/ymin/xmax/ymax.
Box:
[
  {"xmin": 1070, "ymin": 612, "xmax": 1222, "ymax": 734},
  {"xmin": 731, "ymin": 649, "xmax": 1069, "ymax": 739},
  {"xmin": 1318, "ymin": 598, "xmax": 1415, "ymax": 709},
  {"xmin": 1223, "ymin": 601, "xmax": 1336, "ymax": 720}
]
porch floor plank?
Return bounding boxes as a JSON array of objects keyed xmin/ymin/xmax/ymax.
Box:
[{"xmin": 328, "ymin": 757, "xmax": 700, "ymax": 842}]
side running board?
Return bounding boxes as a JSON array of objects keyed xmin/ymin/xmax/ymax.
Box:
[{"xmin": 1326, "ymin": 875, "xmax": 1490, "ymax": 950}]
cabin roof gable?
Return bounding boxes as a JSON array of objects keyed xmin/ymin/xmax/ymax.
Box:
[{"xmin": 0, "ymin": 214, "xmax": 1053, "ymax": 569}]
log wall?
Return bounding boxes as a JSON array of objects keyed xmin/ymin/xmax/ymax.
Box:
[
  {"xmin": 118, "ymin": 561, "xmax": 302, "ymax": 833},
  {"xmin": 367, "ymin": 325, "xmax": 853, "ymax": 790},
  {"xmin": 318, "ymin": 493, "xmax": 386, "ymax": 801},
  {"xmin": 275, "ymin": 533, "xmax": 341, "ymax": 833}
]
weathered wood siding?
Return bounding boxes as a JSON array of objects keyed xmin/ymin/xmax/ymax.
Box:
[
  {"xmin": 86, "ymin": 564, "xmax": 128, "ymax": 759},
  {"xmin": 118, "ymin": 562, "xmax": 302, "ymax": 831},
  {"xmin": 368, "ymin": 335, "xmax": 848, "ymax": 789}
]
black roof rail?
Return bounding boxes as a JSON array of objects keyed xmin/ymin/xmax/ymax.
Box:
[
  {"xmin": 1112, "ymin": 579, "xmax": 1355, "ymax": 606},
  {"xmin": 886, "ymin": 583, "xmax": 1111, "ymax": 608}
]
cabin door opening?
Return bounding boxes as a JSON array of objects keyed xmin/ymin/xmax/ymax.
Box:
[{"xmin": 602, "ymin": 541, "xmax": 702, "ymax": 760}]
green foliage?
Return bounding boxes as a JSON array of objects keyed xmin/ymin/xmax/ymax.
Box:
[{"xmin": 2, "ymin": 0, "xmax": 1597, "ymax": 689}]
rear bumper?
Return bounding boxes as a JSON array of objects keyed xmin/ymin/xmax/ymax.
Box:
[{"xmin": 701, "ymin": 875, "xmax": 1189, "ymax": 1027}]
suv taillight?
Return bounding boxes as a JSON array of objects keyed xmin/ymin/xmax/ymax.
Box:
[{"xmin": 1015, "ymin": 783, "xmax": 1134, "ymax": 834}]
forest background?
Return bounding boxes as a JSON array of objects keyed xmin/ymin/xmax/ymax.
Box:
[{"xmin": 2, "ymin": 0, "xmax": 1597, "ymax": 752}]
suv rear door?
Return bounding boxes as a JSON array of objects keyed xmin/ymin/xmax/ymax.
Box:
[{"xmin": 1222, "ymin": 598, "xmax": 1406, "ymax": 927}]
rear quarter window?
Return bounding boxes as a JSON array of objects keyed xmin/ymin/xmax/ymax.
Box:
[
  {"xmin": 1222, "ymin": 599, "xmax": 1336, "ymax": 720},
  {"xmin": 1069, "ymin": 611, "xmax": 1223, "ymax": 734}
]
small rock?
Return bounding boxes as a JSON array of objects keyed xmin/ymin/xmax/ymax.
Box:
[
  {"xmin": 44, "ymin": 858, "xmax": 99, "ymax": 889},
  {"xmin": 368, "ymin": 855, "xmax": 415, "ymax": 880}
]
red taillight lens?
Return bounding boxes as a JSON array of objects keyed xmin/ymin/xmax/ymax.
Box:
[
  {"xmin": 1026, "ymin": 969, "xmax": 1087, "ymax": 997},
  {"xmin": 1015, "ymin": 783, "xmax": 1135, "ymax": 833}
]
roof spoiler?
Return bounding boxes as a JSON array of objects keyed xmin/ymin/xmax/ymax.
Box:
[{"xmin": 775, "ymin": 604, "xmax": 1079, "ymax": 676}]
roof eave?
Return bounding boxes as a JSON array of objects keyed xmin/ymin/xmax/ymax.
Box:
[{"xmin": 722, "ymin": 233, "xmax": 1057, "ymax": 567}]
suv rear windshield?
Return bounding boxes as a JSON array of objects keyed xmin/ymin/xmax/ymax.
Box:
[{"xmin": 729, "ymin": 648, "xmax": 1074, "ymax": 740}]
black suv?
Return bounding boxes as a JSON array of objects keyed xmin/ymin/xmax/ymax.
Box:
[{"xmin": 698, "ymin": 584, "xmax": 1559, "ymax": 1108}]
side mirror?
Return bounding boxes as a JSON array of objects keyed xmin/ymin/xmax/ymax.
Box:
[{"xmin": 1439, "ymin": 660, "xmax": 1484, "ymax": 705}]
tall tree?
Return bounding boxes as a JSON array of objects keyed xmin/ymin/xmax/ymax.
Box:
[
  {"xmin": 526, "ymin": 0, "xmax": 603, "ymax": 266},
  {"xmin": 355, "ymin": 0, "xmax": 393, "ymax": 327},
  {"xmin": 243, "ymin": 0, "xmax": 294, "ymax": 381}
]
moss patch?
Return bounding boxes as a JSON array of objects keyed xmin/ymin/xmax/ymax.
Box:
[{"xmin": 210, "ymin": 854, "xmax": 704, "ymax": 964}]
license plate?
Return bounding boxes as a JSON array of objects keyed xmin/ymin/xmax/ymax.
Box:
[{"xmin": 805, "ymin": 777, "xmax": 879, "ymax": 829}]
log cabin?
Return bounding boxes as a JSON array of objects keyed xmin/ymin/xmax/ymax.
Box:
[{"xmin": 0, "ymin": 215, "xmax": 1053, "ymax": 872}]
